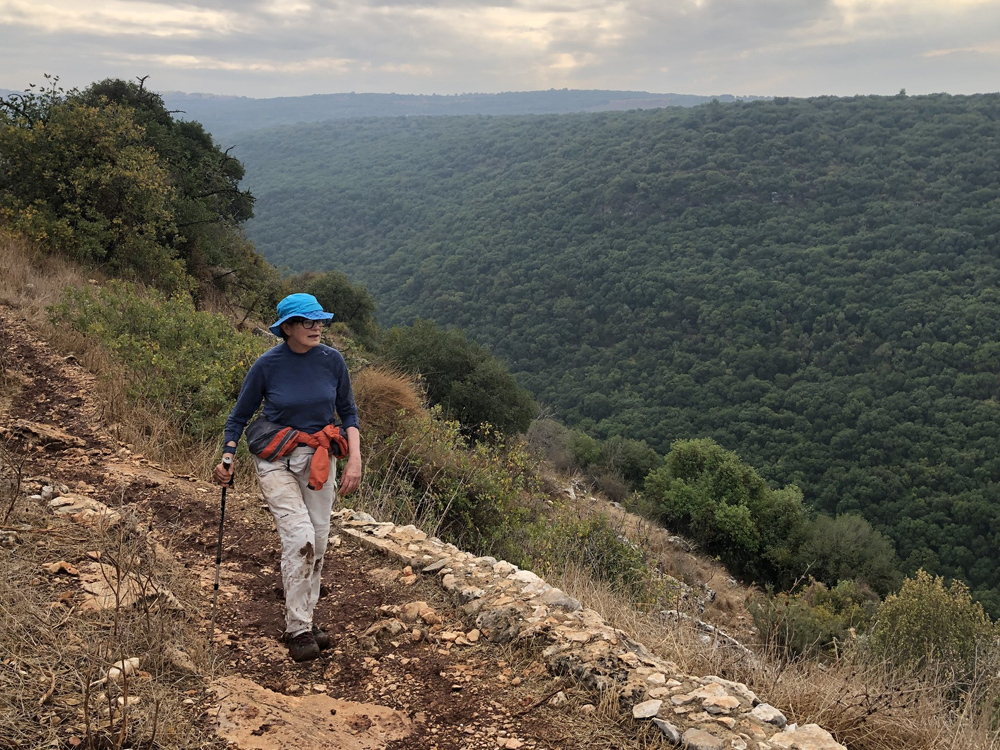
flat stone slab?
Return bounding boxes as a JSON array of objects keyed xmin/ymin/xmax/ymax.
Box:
[
  {"xmin": 769, "ymin": 724, "xmax": 847, "ymax": 750},
  {"xmin": 8, "ymin": 419, "xmax": 86, "ymax": 449},
  {"xmin": 211, "ymin": 676, "xmax": 413, "ymax": 750}
]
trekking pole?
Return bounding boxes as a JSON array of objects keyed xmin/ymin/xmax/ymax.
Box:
[{"xmin": 209, "ymin": 455, "xmax": 233, "ymax": 647}]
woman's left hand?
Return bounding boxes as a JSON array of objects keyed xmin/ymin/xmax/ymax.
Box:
[{"xmin": 340, "ymin": 456, "xmax": 362, "ymax": 496}]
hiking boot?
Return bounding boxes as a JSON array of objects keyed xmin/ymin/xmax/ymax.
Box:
[
  {"xmin": 312, "ymin": 626, "xmax": 331, "ymax": 650},
  {"xmin": 284, "ymin": 630, "xmax": 320, "ymax": 662}
]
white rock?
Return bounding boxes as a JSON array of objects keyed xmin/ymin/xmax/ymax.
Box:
[
  {"xmin": 751, "ymin": 703, "xmax": 787, "ymax": 728},
  {"xmin": 770, "ymin": 724, "xmax": 846, "ymax": 750},
  {"xmin": 652, "ymin": 718, "xmax": 681, "ymax": 743},
  {"xmin": 511, "ymin": 570, "xmax": 542, "ymax": 585},
  {"xmin": 108, "ymin": 657, "xmax": 140, "ymax": 682},
  {"xmin": 632, "ymin": 699, "xmax": 662, "ymax": 719}
]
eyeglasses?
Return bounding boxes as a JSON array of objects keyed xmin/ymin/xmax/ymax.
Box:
[{"xmin": 290, "ymin": 318, "xmax": 329, "ymax": 329}]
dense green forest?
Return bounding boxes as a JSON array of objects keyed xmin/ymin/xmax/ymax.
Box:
[
  {"xmin": 237, "ymin": 93, "xmax": 1000, "ymax": 614},
  {"xmin": 161, "ymin": 89, "xmax": 759, "ymax": 141}
]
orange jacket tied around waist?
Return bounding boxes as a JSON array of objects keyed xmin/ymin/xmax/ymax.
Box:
[{"xmin": 245, "ymin": 418, "xmax": 349, "ymax": 491}]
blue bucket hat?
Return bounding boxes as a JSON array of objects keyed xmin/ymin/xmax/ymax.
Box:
[{"xmin": 269, "ymin": 293, "xmax": 334, "ymax": 336}]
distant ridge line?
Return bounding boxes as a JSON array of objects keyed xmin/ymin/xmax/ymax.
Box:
[{"xmin": 156, "ymin": 88, "xmax": 770, "ymax": 140}]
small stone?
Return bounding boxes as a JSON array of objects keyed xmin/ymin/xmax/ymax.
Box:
[
  {"xmin": 108, "ymin": 657, "xmax": 140, "ymax": 682},
  {"xmin": 466, "ymin": 629, "xmax": 481, "ymax": 642},
  {"xmin": 164, "ymin": 645, "xmax": 198, "ymax": 674},
  {"xmin": 632, "ymin": 699, "xmax": 662, "ymax": 719},
  {"xmin": 549, "ymin": 691, "xmax": 567, "ymax": 706},
  {"xmin": 751, "ymin": 703, "xmax": 787, "ymax": 728},
  {"xmin": 681, "ymin": 728, "xmax": 725, "ymax": 750},
  {"xmin": 652, "ymin": 718, "xmax": 681, "ymax": 743},
  {"xmin": 578, "ymin": 703, "xmax": 596, "ymax": 714},
  {"xmin": 647, "ymin": 672, "xmax": 667, "ymax": 686},
  {"xmin": 769, "ymin": 724, "xmax": 846, "ymax": 750},
  {"xmin": 422, "ymin": 558, "xmax": 451, "ymax": 574},
  {"xmin": 703, "ymin": 695, "xmax": 741, "ymax": 713}
]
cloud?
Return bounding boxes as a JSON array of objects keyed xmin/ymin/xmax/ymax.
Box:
[{"xmin": 0, "ymin": 0, "xmax": 998, "ymax": 96}]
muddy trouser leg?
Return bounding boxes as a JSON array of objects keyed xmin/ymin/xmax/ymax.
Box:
[{"xmin": 254, "ymin": 447, "xmax": 338, "ymax": 636}]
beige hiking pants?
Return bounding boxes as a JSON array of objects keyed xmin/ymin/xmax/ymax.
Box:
[{"xmin": 253, "ymin": 446, "xmax": 337, "ymax": 636}]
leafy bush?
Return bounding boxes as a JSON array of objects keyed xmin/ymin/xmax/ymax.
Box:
[
  {"xmin": 751, "ymin": 579, "xmax": 879, "ymax": 658},
  {"xmin": 50, "ymin": 280, "xmax": 269, "ymax": 439},
  {"xmin": 0, "ymin": 82, "xmax": 184, "ymax": 289},
  {"xmin": 383, "ymin": 319, "xmax": 537, "ymax": 435},
  {"xmin": 1, "ymin": 77, "xmax": 279, "ymax": 308},
  {"xmin": 868, "ymin": 570, "xmax": 998, "ymax": 686},
  {"xmin": 354, "ymin": 365, "xmax": 536, "ymax": 551},
  {"xmin": 644, "ymin": 438, "xmax": 806, "ymax": 582},
  {"xmin": 792, "ymin": 514, "xmax": 902, "ymax": 596},
  {"xmin": 519, "ymin": 512, "xmax": 652, "ymax": 597}
]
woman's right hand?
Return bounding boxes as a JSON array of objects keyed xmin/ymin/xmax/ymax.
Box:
[{"xmin": 214, "ymin": 454, "xmax": 235, "ymax": 486}]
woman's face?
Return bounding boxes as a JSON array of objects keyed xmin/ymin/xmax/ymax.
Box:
[{"xmin": 282, "ymin": 318, "xmax": 324, "ymax": 353}]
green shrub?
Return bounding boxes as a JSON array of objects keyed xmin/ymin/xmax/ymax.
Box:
[
  {"xmin": 791, "ymin": 513, "xmax": 903, "ymax": 596},
  {"xmin": 291, "ymin": 270, "xmax": 378, "ymax": 348},
  {"xmin": 751, "ymin": 579, "xmax": 879, "ymax": 658},
  {"xmin": 519, "ymin": 512, "xmax": 652, "ymax": 598},
  {"xmin": 383, "ymin": 319, "xmax": 537, "ymax": 435},
  {"xmin": 361, "ymin": 403, "xmax": 537, "ymax": 553},
  {"xmin": 50, "ymin": 280, "xmax": 269, "ymax": 439},
  {"xmin": 1, "ymin": 88, "xmax": 185, "ymax": 289},
  {"xmin": 644, "ymin": 438, "xmax": 806, "ymax": 583},
  {"xmin": 868, "ymin": 569, "xmax": 998, "ymax": 685}
]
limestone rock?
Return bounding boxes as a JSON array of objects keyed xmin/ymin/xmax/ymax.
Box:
[
  {"xmin": 632, "ymin": 699, "xmax": 663, "ymax": 719},
  {"xmin": 332, "ymin": 507, "xmax": 841, "ymax": 750},
  {"xmin": 652, "ymin": 717, "xmax": 681, "ymax": 743},
  {"xmin": 8, "ymin": 419, "xmax": 85, "ymax": 449},
  {"xmin": 751, "ymin": 703, "xmax": 787, "ymax": 728},
  {"xmin": 211, "ymin": 676, "xmax": 412, "ymax": 750},
  {"xmin": 164, "ymin": 645, "xmax": 198, "ymax": 674},
  {"xmin": 681, "ymin": 728, "xmax": 725, "ymax": 750},
  {"xmin": 769, "ymin": 724, "xmax": 846, "ymax": 750}
]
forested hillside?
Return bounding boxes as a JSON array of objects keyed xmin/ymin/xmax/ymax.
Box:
[{"xmin": 237, "ymin": 93, "xmax": 1000, "ymax": 614}]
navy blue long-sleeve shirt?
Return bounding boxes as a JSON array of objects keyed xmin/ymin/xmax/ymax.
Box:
[{"xmin": 223, "ymin": 342, "xmax": 359, "ymax": 450}]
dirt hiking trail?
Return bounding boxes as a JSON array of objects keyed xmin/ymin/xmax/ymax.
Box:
[{"xmin": 0, "ymin": 311, "xmax": 648, "ymax": 750}]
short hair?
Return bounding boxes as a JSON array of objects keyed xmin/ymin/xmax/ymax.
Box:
[{"xmin": 278, "ymin": 317, "xmax": 304, "ymax": 341}]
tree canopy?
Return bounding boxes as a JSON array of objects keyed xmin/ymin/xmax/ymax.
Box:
[{"xmin": 0, "ymin": 77, "xmax": 280, "ymax": 311}]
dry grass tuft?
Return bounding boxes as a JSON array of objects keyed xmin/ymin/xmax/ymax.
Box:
[{"xmin": 353, "ymin": 365, "xmax": 425, "ymax": 438}]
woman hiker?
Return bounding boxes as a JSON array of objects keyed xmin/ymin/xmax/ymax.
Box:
[{"xmin": 213, "ymin": 293, "xmax": 362, "ymax": 663}]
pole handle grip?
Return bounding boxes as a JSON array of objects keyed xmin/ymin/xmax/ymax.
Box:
[{"xmin": 221, "ymin": 454, "xmax": 235, "ymax": 487}]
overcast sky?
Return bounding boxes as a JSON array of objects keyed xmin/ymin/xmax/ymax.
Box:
[{"xmin": 0, "ymin": 0, "xmax": 997, "ymax": 99}]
